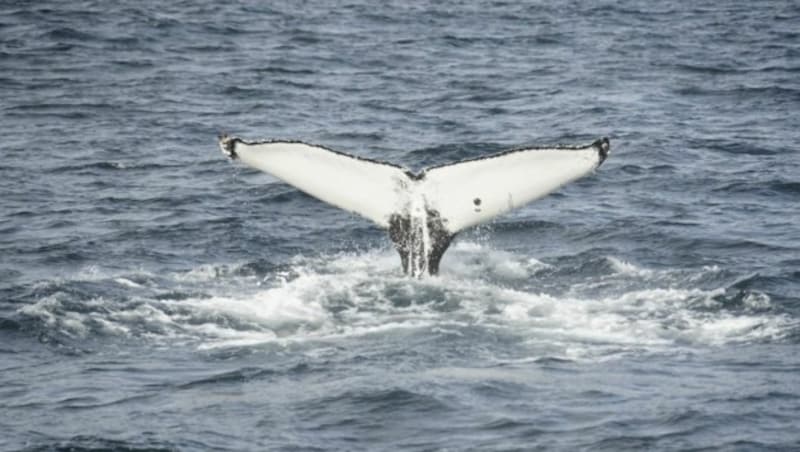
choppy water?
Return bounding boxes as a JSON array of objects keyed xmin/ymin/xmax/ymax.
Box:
[{"xmin": 2, "ymin": 1, "xmax": 799, "ymax": 450}]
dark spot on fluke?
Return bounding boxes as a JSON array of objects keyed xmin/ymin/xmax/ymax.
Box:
[
  {"xmin": 473, "ymin": 198, "xmax": 481, "ymax": 206},
  {"xmin": 405, "ymin": 170, "xmax": 426, "ymax": 181}
]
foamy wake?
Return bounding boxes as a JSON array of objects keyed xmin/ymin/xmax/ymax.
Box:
[{"xmin": 17, "ymin": 242, "xmax": 794, "ymax": 358}]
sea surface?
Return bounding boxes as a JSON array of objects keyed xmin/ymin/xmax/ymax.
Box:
[{"xmin": 2, "ymin": 1, "xmax": 799, "ymax": 450}]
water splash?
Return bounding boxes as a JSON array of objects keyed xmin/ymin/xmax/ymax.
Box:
[{"xmin": 15, "ymin": 243, "xmax": 796, "ymax": 357}]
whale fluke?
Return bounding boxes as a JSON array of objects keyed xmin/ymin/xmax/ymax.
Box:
[{"xmin": 219, "ymin": 135, "xmax": 609, "ymax": 276}]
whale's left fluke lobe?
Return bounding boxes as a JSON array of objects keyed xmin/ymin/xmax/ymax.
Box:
[
  {"xmin": 220, "ymin": 135, "xmax": 609, "ymax": 276},
  {"xmin": 218, "ymin": 136, "xmax": 409, "ymax": 228}
]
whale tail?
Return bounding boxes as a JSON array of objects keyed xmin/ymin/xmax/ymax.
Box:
[{"xmin": 219, "ymin": 135, "xmax": 609, "ymax": 276}]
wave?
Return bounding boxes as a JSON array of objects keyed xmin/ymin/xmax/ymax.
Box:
[
  {"xmin": 11, "ymin": 243, "xmax": 796, "ymax": 359},
  {"xmin": 19, "ymin": 435, "xmax": 175, "ymax": 452},
  {"xmin": 46, "ymin": 161, "xmax": 176, "ymax": 174},
  {"xmin": 712, "ymin": 179, "xmax": 800, "ymax": 198},
  {"xmin": 38, "ymin": 27, "xmax": 97, "ymax": 42}
]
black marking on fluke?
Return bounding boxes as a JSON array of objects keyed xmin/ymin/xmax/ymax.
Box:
[
  {"xmin": 473, "ymin": 197, "xmax": 482, "ymax": 213},
  {"xmin": 223, "ymin": 136, "xmax": 408, "ymax": 171},
  {"xmin": 405, "ymin": 171, "xmax": 427, "ymax": 181},
  {"xmin": 219, "ymin": 134, "xmax": 239, "ymax": 159},
  {"xmin": 424, "ymin": 137, "xmax": 612, "ymax": 172},
  {"xmin": 389, "ymin": 209, "xmax": 452, "ymax": 276},
  {"xmin": 593, "ymin": 137, "xmax": 610, "ymax": 164}
]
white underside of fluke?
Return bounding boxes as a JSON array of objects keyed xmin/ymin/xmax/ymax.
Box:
[
  {"xmin": 227, "ymin": 140, "xmax": 409, "ymax": 228},
  {"xmin": 423, "ymin": 145, "xmax": 604, "ymax": 232},
  {"xmin": 220, "ymin": 137, "xmax": 607, "ymax": 234}
]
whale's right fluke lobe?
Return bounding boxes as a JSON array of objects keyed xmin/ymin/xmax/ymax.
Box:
[
  {"xmin": 424, "ymin": 138, "xmax": 610, "ymax": 234},
  {"xmin": 220, "ymin": 134, "xmax": 609, "ymax": 276}
]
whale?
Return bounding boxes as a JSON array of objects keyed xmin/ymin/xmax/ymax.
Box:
[{"xmin": 219, "ymin": 135, "xmax": 609, "ymax": 276}]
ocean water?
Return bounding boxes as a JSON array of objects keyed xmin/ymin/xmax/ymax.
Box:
[{"xmin": 1, "ymin": 0, "xmax": 799, "ymax": 450}]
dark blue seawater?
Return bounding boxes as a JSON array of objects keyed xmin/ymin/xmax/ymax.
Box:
[{"xmin": 2, "ymin": 0, "xmax": 799, "ymax": 450}]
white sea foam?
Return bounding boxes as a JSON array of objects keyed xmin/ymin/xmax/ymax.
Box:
[
  {"xmin": 16, "ymin": 244, "xmax": 793, "ymax": 357},
  {"xmin": 444, "ymin": 242, "xmax": 549, "ymax": 281},
  {"xmin": 606, "ymin": 256, "xmax": 653, "ymax": 277},
  {"xmin": 114, "ymin": 277, "xmax": 142, "ymax": 288}
]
